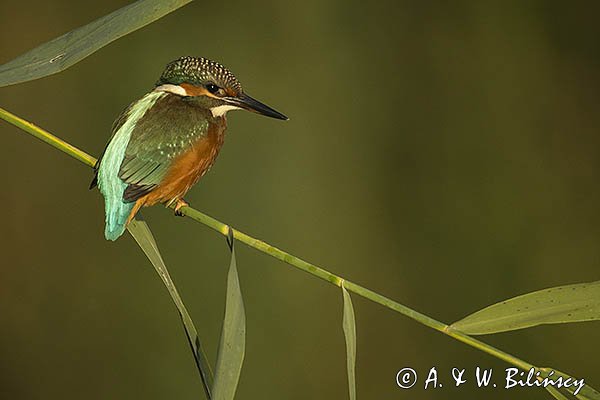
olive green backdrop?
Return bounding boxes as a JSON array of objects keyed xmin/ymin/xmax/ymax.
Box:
[{"xmin": 1, "ymin": 1, "xmax": 599, "ymax": 399}]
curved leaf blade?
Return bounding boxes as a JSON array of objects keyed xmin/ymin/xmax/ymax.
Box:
[
  {"xmin": 0, "ymin": 0, "xmax": 191, "ymax": 87},
  {"xmin": 342, "ymin": 283, "xmax": 357, "ymax": 400},
  {"xmin": 213, "ymin": 243, "xmax": 246, "ymax": 400},
  {"xmin": 450, "ymin": 281, "xmax": 600, "ymax": 335},
  {"xmin": 546, "ymin": 386, "xmax": 574, "ymax": 400},
  {"xmin": 540, "ymin": 368, "xmax": 600, "ymax": 400},
  {"xmin": 128, "ymin": 218, "xmax": 214, "ymax": 399}
]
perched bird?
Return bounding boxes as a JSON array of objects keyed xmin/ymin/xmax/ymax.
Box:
[{"xmin": 91, "ymin": 56, "xmax": 287, "ymax": 240}]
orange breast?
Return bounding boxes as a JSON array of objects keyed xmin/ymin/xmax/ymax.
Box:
[{"xmin": 127, "ymin": 120, "xmax": 226, "ymax": 221}]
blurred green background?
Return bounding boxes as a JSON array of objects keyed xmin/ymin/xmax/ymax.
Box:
[{"xmin": 1, "ymin": 1, "xmax": 599, "ymax": 399}]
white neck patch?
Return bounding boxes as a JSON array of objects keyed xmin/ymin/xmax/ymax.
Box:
[
  {"xmin": 211, "ymin": 104, "xmax": 242, "ymax": 117},
  {"xmin": 154, "ymin": 84, "xmax": 188, "ymax": 96}
]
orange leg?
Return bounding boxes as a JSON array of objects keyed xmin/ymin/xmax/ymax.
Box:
[{"xmin": 173, "ymin": 198, "xmax": 189, "ymax": 217}]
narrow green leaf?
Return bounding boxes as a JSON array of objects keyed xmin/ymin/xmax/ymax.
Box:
[
  {"xmin": 577, "ymin": 387, "xmax": 600, "ymax": 400},
  {"xmin": 0, "ymin": 0, "xmax": 191, "ymax": 87},
  {"xmin": 540, "ymin": 368, "xmax": 600, "ymax": 400},
  {"xmin": 546, "ymin": 386, "xmax": 574, "ymax": 400},
  {"xmin": 127, "ymin": 218, "xmax": 213, "ymax": 399},
  {"xmin": 212, "ymin": 242, "xmax": 246, "ymax": 400},
  {"xmin": 450, "ymin": 281, "xmax": 600, "ymax": 335},
  {"xmin": 342, "ymin": 282, "xmax": 357, "ymax": 400},
  {"xmin": 577, "ymin": 385, "xmax": 600, "ymax": 400}
]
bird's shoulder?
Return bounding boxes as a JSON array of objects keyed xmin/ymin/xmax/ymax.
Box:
[{"xmin": 125, "ymin": 92, "xmax": 213, "ymax": 155}]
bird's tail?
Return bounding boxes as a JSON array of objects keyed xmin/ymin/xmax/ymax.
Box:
[{"xmin": 104, "ymin": 198, "xmax": 135, "ymax": 241}]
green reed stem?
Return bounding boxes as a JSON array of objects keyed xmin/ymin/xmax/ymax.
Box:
[{"xmin": 0, "ymin": 105, "xmax": 537, "ymax": 373}]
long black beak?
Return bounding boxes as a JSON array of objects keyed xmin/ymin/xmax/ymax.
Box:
[{"xmin": 228, "ymin": 93, "xmax": 288, "ymax": 120}]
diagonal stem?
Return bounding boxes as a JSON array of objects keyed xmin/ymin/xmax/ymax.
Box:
[
  {"xmin": 0, "ymin": 105, "xmax": 537, "ymax": 374},
  {"xmin": 1, "ymin": 107, "xmax": 97, "ymax": 167}
]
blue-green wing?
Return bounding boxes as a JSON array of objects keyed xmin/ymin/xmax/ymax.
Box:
[{"xmin": 95, "ymin": 91, "xmax": 167, "ymax": 240}]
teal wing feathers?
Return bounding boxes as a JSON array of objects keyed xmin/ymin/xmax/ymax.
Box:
[
  {"xmin": 90, "ymin": 101, "xmax": 135, "ymax": 190},
  {"xmin": 95, "ymin": 91, "xmax": 165, "ymax": 240}
]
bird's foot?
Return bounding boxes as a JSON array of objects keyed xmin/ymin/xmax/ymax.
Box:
[{"xmin": 174, "ymin": 199, "xmax": 189, "ymax": 217}]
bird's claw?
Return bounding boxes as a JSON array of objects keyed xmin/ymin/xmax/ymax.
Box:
[{"xmin": 174, "ymin": 199, "xmax": 189, "ymax": 217}]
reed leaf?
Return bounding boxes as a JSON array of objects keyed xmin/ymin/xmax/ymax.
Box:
[
  {"xmin": 212, "ymin": 236, "xmax": 246, "ymax": 400},
  {"xmin": 539, "ymin": 368, "xmax": 600, "ymax": 400},
  {"xmin": 0, "ymin": 0, "xmax": 191, "ymax": 87},
  {"xmin": 342, "ymin": 283, "xmax": 357, "ymax": 400},
  {"xmin": 127, "ymin": 218, "xmax": 214, "ymax": 399},
  {"xmin": 546, "ymin": 386, "xmax": 574, "ymax": 400},
  {"xmin": 450, "ymin": 281, "xmax": 600, "ymax": 335}
]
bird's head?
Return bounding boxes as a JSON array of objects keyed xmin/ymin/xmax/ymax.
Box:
[{"xmin": 155, "ymin": 56, "xmax": 288, "ymax": 120}]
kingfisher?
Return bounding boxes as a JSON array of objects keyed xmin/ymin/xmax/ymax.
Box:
[{"xmin": 90, "ymin": 56, "xmax": 287, "ymax": 240}]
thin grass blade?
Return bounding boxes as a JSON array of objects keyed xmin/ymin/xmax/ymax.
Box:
[
  {"xmin": 0, "ymin": 0, "xmax": 191, "ymax": 87},
  {"xmin": 127, "ymin": 218, "xmax": 214, "ymax": 399},
  {"xmin": 450, "ymin": 281, "xmax": 600, "ymax": 335},
  {"xmin": 546, "ymin": 386, "xmax": 574, "ymax": 400},
  {"xmin": 342, "ymin": 283, "xmax": 357, "ymax": 400},
  {"xmin": 212, "ymin": 240, "xmax": 246, "ymax": 400},
  {"xmin": 540, "ymin": 368, "xmax": 600, "ymax": 400}
]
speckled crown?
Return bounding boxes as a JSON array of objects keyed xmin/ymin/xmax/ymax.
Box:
[{"xmin": 156, "ymin": 56, "xmax": 242, "ymax": 93}]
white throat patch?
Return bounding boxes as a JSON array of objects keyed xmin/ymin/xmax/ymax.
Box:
[{"xmin": 210, "ymin": 104, "xmax": 242, "ymax": 117}]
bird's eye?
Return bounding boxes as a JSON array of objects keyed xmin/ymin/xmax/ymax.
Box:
[{"xmin": 206, "ymin": 83, "xmax": 220, "ymax": 94}]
